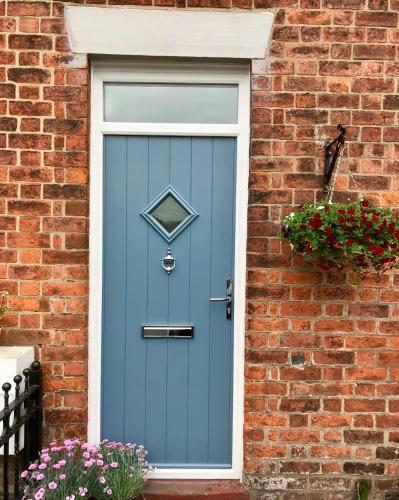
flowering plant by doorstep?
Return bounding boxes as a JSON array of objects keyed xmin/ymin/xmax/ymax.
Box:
[
  {"xmin": 280, "ymin": 199, "xmax": 399, "ymax": 274},
  {"xmin": 21, "ymin": 439, "xmax": 152, "ymax": 500}
]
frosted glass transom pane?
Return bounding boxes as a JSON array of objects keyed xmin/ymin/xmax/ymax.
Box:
[
  {"xmin": 104, "ymin": 83, "xmax": 238, "ymax": 123},
  {"xmin": 150, "ymin": 194, "xmax": 189, "ymax": 233}
]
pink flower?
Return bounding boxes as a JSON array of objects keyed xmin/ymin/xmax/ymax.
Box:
[
  {"xmin": 59, "ymin": 474, "xmax": 66, "ymax": 480},
  {"xmin": 37, "ymin": 473, "xmax": 44, "ymax": 480},
  {"xmin": 28, "ymin": 464, "xmax": 37, "ymax": 470},
  {"xmin": 106, "ymin": 488, "xmax": 112, "ymax": 496},
  {"xmin": 99, "ymin": 476, "xmax": 106, "ymax": 484},
  {"xmin": 58, "ymin": 460, "xmax": 66, "ymax": 466},
  {"xmin": 79, "ymin": 487, "xmax": 88, "ymax": 496},
  {"xmin": 38, "ymin": 463, "xmax": 47, "ymax": 470},
  {"xmin": 97, "ymin": 460, "xmax": 104, "ymax": 466},
  {"xmin": 35, "ymin": 488, "xmax": 45, "ymax": 500},
  {"xmin": 84, "ymin": 460, "xmax": 93, "ymax": 468},
  {"xmin": 53, "ymin": 463, "xmax": 61, "ymax": 469},
  {"xmin": 110, "ymin": 462, "xmax": 118, "ymax": 468},
  {"xmin": 48, "ymin": 482, "xmax": 57, "ymax": 490},
  {"xmin": 83, "ymin": 452, "xmax": 90, "ymax": 459},
  {"xmin": 20, "ymin": 470, "xmax": 28, "ymax": 478}
]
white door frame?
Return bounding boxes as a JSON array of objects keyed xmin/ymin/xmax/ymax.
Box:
[{"xmin": 89, "ymin": 60, "xmax": 250, "ymax": 480}]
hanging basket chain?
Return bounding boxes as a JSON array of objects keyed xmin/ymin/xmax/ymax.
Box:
[{"xmin": 327, "ymin": 144, "xmax": 360, "ymax": 203}]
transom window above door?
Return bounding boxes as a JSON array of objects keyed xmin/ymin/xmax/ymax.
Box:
[{"xmin": 104, "ymin": 83, "xmax": 238, "ymax": 123}]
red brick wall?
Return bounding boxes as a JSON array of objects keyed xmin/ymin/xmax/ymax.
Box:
[{"xmin": 1, "ymin": 0, "xmax": 399, "ymax": 497}]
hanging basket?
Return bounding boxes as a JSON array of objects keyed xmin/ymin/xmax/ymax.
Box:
[{"xmin": 280, "ymin": 199, "xmax": 399, "ymax": 275}]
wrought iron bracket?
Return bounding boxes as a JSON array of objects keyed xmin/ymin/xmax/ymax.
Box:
[{"xmin": 323, "ymin": 124, "xmax": 346, "ymax": 193}]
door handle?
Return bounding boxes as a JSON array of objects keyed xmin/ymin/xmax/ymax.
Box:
[{"xmin": 209, "ymin": 279, "xmax": 232, "ymax": 320}]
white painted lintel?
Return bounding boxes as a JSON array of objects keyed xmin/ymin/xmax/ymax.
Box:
[{"xmin": 65, "ymin": 6, "xmax": 274, "ymax": 60}]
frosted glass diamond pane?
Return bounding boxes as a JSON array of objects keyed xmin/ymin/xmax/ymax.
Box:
[{"xmin": 150, "ymin": 194, "xmax": 190, "ymax": 233}]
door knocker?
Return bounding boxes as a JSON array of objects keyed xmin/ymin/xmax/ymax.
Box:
[{"xmin": 162, "ymin": 247, "xmax": 176, "ymax": 275}]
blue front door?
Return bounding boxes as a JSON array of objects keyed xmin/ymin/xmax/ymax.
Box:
[{"xmin": 102, "ymin": 136, "xmax": 236, "ymax": 468}]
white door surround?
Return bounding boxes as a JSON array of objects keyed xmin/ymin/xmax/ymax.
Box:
[{"xmin": 89, "ymin": 60, "xmax": 250, "ymax": 480}]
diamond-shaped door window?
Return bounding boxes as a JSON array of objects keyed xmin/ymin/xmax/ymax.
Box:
[{"xmin": 141, "ymin": 186, "xmax": 198, "ymax": 243}]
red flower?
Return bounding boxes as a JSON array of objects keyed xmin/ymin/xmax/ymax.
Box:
[
  {"xmin": 361, "ymin": 200, "xmax": 370, "ymax": 207},
  {"xmin": 369, "ymin": 244, "xmax": 384, "ymax": 255},
  {"xmin": 347, "ymin": 239, "xmax": 354, "ymax": 246},
  {"xmin": 309, "ymin": 217, "xmax": 322, "ymax": 229},
  {"xmin": 326, "ymin": 227, "xmax": 332, "ymax": 234},
  {"xmin": 389, "ymin": 222, "xmax": 395, "ymax": 234}
]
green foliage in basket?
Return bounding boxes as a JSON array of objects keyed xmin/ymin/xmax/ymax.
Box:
[{"xmin": 280, "ymin": 199, "xmax": 399, "ymax": 274}]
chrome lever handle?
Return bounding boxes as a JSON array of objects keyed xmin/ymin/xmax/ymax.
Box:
[{"xmin": 209, "ymin": 279, "xmax": 232, "ymax": 320}]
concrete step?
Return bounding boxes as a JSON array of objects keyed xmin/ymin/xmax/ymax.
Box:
[{"xmin": 142, "ymin": 480, "xmax": 249, "ymax": 499}]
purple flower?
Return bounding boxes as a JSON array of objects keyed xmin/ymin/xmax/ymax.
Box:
[{"xmin": 48, "ymin": 482, "xmax": 57, "ymax": 490}]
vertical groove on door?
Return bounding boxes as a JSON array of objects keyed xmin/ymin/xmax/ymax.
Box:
[
  {"xmin": 125, "ymin": 136, "xmax": 149, "ymax": 447},
  {"xmin": 188, "ymin": 138, "xmax": 213, "ymax": 464},
  {"xmin": 146, "ymin": 137, "xmax": 170, "ymax": 463},
  {"xmin": 206, "ymin": 139, "xmax": 214, "ymax": 463},
  {"xmin": 102, "ymin": 136, "xmax": 127, "ymax": 441},
  {"xmin": 166, "ymin": 137, "xmax": 191, "ymax": 464}
]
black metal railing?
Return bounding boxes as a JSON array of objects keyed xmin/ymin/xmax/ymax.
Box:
[{"xmin": 0, "ymin": 361, "xmax": 42, "ymax": 500}]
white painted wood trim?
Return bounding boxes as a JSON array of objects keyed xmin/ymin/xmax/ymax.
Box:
[
  {"xmin": 89, "ymin": 60, "xmax": 250, "ymax": 481},
  {"xmin": 66, "ymin": 6, "xmax": 274, "ymax": 59}
]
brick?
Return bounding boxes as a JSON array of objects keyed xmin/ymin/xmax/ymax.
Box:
[
  {"xmin": 280, "ymin": 399, "xmax": 320, "ymax": 412},
  {"xmin": 9, "ymin": 134, "xmax": 51, "ymax": 150},
  {"xmin": 43, "ymin": 119, "xmax": 87, "ymax": 135},
  {"xmin": 7, "ymin": 68, "xmax": 50, "ymax": 84},
  {"xmin": 352, "ymin": 78, "xmax": 394, "ymax": 93},
  {"xmin": 319, "ymin": 61, "xmax": 361, "ymax": 76},
  {"xmin": 314, "ymin": 351, "xmax": 355, "ymax": 365},
  {"xmin": 345, "ymin": 399, "xmax": 385, "ymax": 412},
  {"xmin": 287, "ymin": 10, "xmax": 331, "ymax": 24},
  {"xmin": 356, "ymin": 11, "xmax": 398, "ymax": 26},
  {"xmin": 354, "ymin": 44, "xmax": 395, "ymax": 60},
  {"xmin": 344, "ymin": 430, "xmax": 384, "ymax": 444},
  {"xmin": 343, "ymin": 462, "xmax": 385, "ymax": 475},
  {"xmin": 8, "ymin": 200, "xmax": 50, "ymax": 215},
  {"xmin": 8, "ymin": 2, "xmax": 50, "ymax": 16},
  {"xmin": 9, "ymin": 35, "xmax": 52, "ymax": 50}
]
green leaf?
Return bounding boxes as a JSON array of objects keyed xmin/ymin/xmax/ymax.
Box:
[{"xmin": 357, "ymin": 480, "xmax": 371, "ymax": 500}]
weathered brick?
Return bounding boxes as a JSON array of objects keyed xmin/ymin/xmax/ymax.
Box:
[
  {"xmin": 9, "ymin": 35, "xmax": 52, "ymax": 50},
  {"xmin": 7, "ymin": 2, "xmax": 50, "ymax": 16},
  {"xmin": 8, "ymin": 68, "xmax": 50, "ymax": 84}
]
